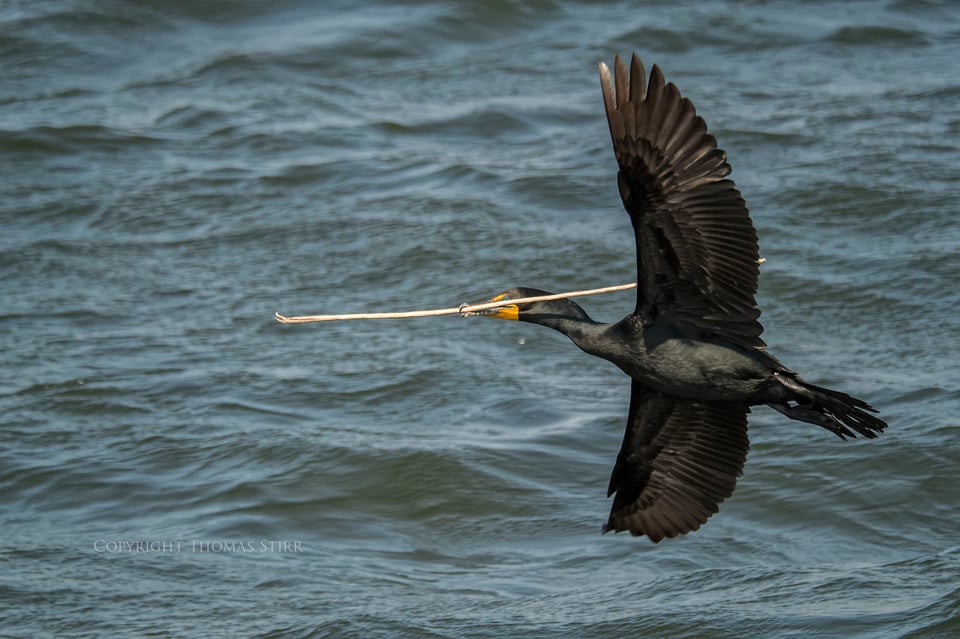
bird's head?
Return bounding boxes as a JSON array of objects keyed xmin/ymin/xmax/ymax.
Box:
[{"xmin": 462, "ymin": 287, "xmax": 592, "ymax": 326}]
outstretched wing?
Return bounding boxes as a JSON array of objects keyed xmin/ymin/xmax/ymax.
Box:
[
  {"xmin": 604, "ymin": 381, "xmax": 749, "ymax": 542},
  {"xmin": 600, "ymin": 53, "xmax": 765, "ymax": 349}
]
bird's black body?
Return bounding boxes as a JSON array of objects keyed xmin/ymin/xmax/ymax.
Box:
[{"xmin": 470, "ymin": 54, "xmax": 886, "ymax": 542}]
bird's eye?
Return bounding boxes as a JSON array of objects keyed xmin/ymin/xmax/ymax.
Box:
[{"xmin": 502, "ymin": 296, "xmax": 510, "ymax": 301}]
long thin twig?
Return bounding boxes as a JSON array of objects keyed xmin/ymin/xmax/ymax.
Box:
[{"xmin": 274, "ymin": 282, "xmax": 637, "ymax": 324}]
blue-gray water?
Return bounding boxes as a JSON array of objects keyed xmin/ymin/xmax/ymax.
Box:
[{"xmin": 2, "ymin": 1, "xmax": 959, "ymax": 637}]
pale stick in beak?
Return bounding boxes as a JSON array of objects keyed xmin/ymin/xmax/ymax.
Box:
[{"xmin": 274, "ymin": 282, "xmax": 637, "ymax": 324}]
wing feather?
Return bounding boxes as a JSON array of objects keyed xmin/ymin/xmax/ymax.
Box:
[
  {"xmin": 604, "ymin": 381, "xmax": 750, "ymax": 542},
  {"xmin": 599, "ymin": 53, "xmax": 765, "ymax": 348}
]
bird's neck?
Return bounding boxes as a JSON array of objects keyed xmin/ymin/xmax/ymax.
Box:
[{"xmin": 523, "ymin": 313, "xmax": 615, "ymax": 358}]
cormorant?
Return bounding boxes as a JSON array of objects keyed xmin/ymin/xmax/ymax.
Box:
[{"xmin": 464, "ymin": 54, "xmax": 886, "ymax": 542}]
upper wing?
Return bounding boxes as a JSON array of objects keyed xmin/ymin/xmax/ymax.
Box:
[
  {"xmin": 600, "ymin": 53, "xmax": 765, "ymax": 349},
  {"xmin": 604, "ymin": 381, "xmax": 749, "ymax": 542}
]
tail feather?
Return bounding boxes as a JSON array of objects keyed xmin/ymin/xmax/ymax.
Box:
[{"xmin": 771, "ymin": 373, "xmax": 887, "ymax": 439}]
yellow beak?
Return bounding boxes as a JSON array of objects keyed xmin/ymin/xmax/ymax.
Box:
[
  {"xmin": 483, "ymin": 294, "xmax": 519, "ymax": 320},
  {"xmin": 462, "ymin": 293, "xmax": 520, "ymax": 320},
  {"xmin": 485, "ymin": 304, "xmax": 519, "ymax": 321}
]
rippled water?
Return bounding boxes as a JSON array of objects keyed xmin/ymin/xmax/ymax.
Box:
[{"xmin": 2, "ymin": 1, "xmax": 959, "ymax": 637}]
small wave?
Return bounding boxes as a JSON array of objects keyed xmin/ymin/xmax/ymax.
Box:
[
  {"xmin": 825, "ymin": 24, "xmax": 928, "ymax": 46},
  {"xmin": 0, "ymin": 125, "xmax": 162, "ymax": 155}
]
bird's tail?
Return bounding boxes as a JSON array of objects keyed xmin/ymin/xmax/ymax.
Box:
[{"xmin": 770, "ymin": 373, "xmax": 887, "ymax": 440}]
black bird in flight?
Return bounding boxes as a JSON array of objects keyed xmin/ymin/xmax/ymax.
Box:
[{"xmin": 465, "ymin": 54, "xmax": 886, "ymax": 542}]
